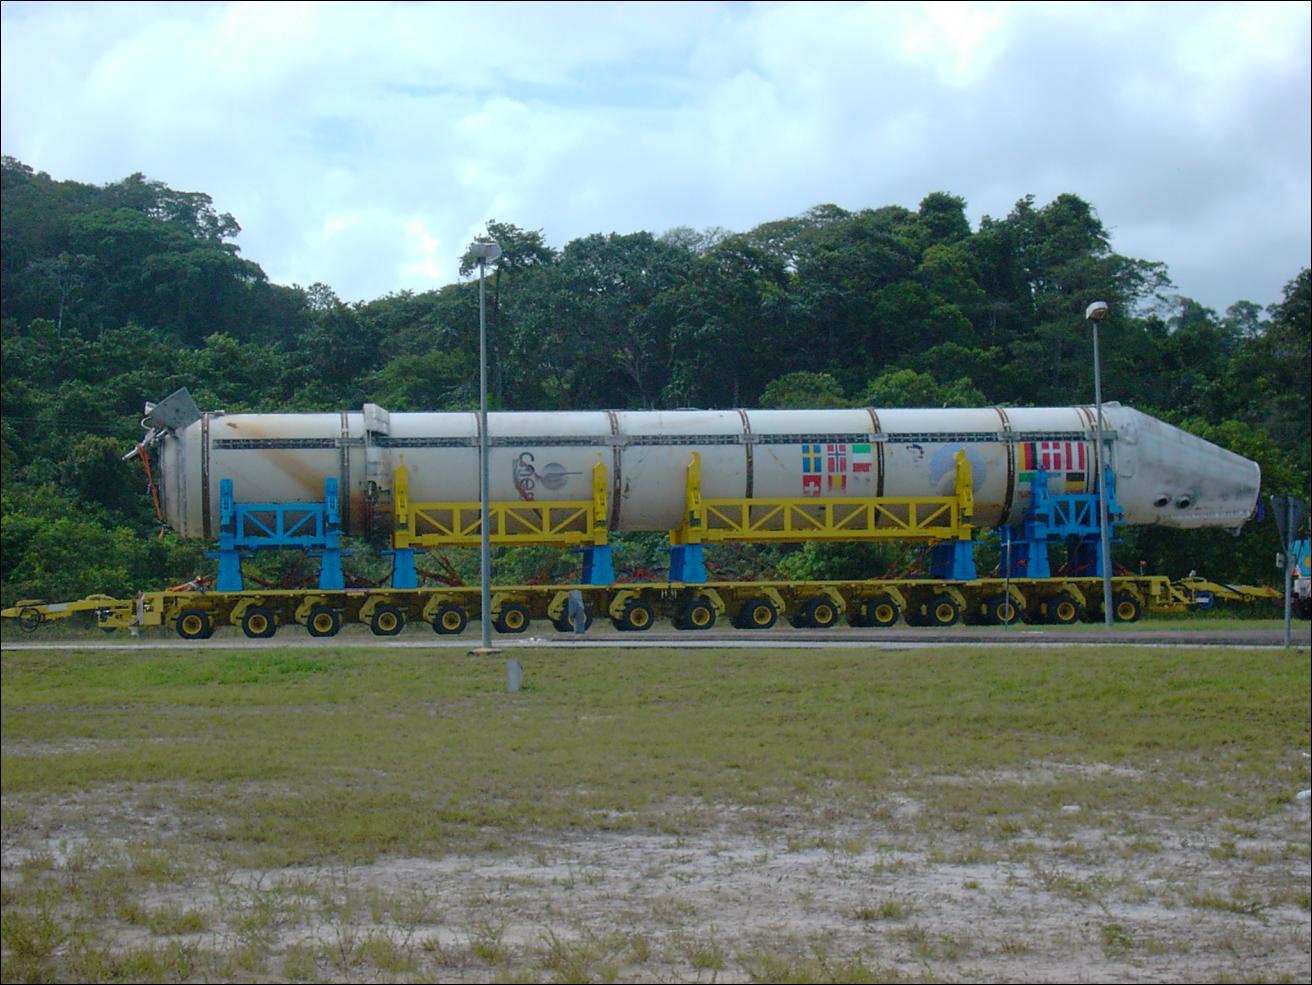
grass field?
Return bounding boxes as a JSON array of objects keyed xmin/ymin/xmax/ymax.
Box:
[{"xmin": 2, "ymin": 643, "xmax": 1309, "ymax": 982}]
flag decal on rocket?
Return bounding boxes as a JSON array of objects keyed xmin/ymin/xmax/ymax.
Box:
[
  {"xmin": 827, "ymin": 443, "xmax": 847, "ymax": 491},
  {"xmin": 801, "ymin": 443, "xmax": 850, "ymax": 495},
  {"xmin": 852, "ymin": 443, "xmax": 873, "ymax": 473},
  {"xmin": 802, "ymin": 443, "xmax": 822, "ymax": 496},
  {"xmin": 1018, "ymin": 441, "xmax": 1088, "ymax": 491}
]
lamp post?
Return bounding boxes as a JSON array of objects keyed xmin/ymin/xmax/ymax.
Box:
[
  {"xmin": 1085, "ymin": 300, "xmax": 1114, "ymax": 628},
  {"xmin": 468, "ymin": 239, "xmax": 502, "ymax": 650}
]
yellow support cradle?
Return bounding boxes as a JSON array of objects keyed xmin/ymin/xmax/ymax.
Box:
[
  {"xmin": 392, "ymin": 458, "xmax": 609, "ymax": 549},
  {"xmin": 671, "ymin": 450, "xmax": 974, "ymax": 546}
]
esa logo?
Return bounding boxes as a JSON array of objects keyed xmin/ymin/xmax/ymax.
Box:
[{"xmin": 513, "ymin": 452, "xmax": 574, "ymax": 501}]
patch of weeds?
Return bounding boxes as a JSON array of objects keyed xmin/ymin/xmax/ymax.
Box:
[
  {"xmin": 469, "ymin": 919, "xmax": 509, "ymax": 965},
  {"xmin": 215, "ymin": 940, "xmax": 269, "ymax": 977},
  {"xmin": 64, "ymin": 936, "xmax": 195, "ymax": 983},
  {"xmin": 282, "ymin": 942, "xmax": 319, "ymax": 981},
  {"xmin": 391, "ymin": 885, "xmax": 441, "ymax": 928},
  {"xmin": 740, "ymin": 946, "xmax": 899, "ymax": 983},
  {"xmin": 227, "ymin": 882, "xmax": 289, "ymax": 950},
  {"xmin": 868, "ymin": 856, "xmax": 910, "ymax": 875},
  {"xmin": 116, "ymin": 898, "xmax": 150, "ymax": 926},
  {"xmin": 127, "ymin": 843, "xmax": 187, "ymax": 882},
  {"xmin": 147, "ymin": 904, "xmax": 210, "ymax": 936},
  {"xmin": 1121, "ymin": 836, "xmax": 1163, "ymax": 856},
  {"xmin": 1237, "ymin": 845, "xmax": 1282, "ymax": 864},
  {"xmin": 420, "ymin": 933, "xmax": 465, "ymax": 969},
  {"xmin": 359, "ymin": 929, "xmax": 418, "ymax": 974},
  {"xmin": 683, "ymin": 931, "xmax": 726, "ymax": 973},
  {"xmin": 890, "ymin": 924, "xmax": 962, "ymax": 962},
  {"xmin": 540, "ymin": 927, "xmax": 610, "ymax": 981},
  {"xmin": 854, "ymin": 899, "xmax": 912, "ymax": 921},
  {"xmin": 1, "ymin": 891, "xmax": 68, "ymax": 977},
  {"xmin": 68, "ymin": 862, "xmax": 140, "ymax": 919},
  {"xmin": 1100, "ymin": 922, "xmax": 1134, "ymax": 956},
  {"xmin": 927, "ymin": 846, "xmax": 999, "ymax": 865},
  {"xmin": 1208, "ymin": 840, "xmax": 1240, "ymax": 861},
  {"xmin": 652, "ymin": 897, "xmax": 698, "ymax": 924},
  {"xmin": 64, "ymin": 840, "xmax": 101, "ymax": 874},
  {"xmin": 1187, "ymin": 893, "xmax": 1268, "ymax": 918},
  {"xmin": 993, "ymin": 817, "xmax": 1027, "ymax": 839},
  {"xmin": 323, "ymin": 922, "xmax": 362, "ymax": 975},
  {"xmin": 1031, "ymin": 864, "xmax": 1114, "ymax": 906},
  {"xmin": 16, "ymin": 850, "xmax": 57, "ymax": 875},
  {"xmin": 1117, "ymin": 881, "xmax": 1153, "ymax": 904},
  {"xmin": 623, "ymin": 931, "xmax": 652, "ymax": 965}
]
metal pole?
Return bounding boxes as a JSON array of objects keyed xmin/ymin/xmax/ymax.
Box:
[
  {"xmin": 478, "ymin": 256, "xmax": 492, "ymax": 649},
  {"xmin": 1004, "ymin": 530, "xmax": 1013, "ymax": 628},
  {"xmin": 1092, "ymin": 319, "xmax": 1114, "ymax": 628},
  {"xmin": 1285, "ymin": 499, "xmax": 1294, "ymax": 648}
]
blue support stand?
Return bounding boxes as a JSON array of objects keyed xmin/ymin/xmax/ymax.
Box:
[
  {"xmin": 580, "ymin": 545, "xmax": 616, "ymax": 586},
  {"xmin": 207, "ymin": 478, "xmax": 347, "ymax": 592},
  {"xmin": 930, "ymin": 541, "xmax": 977, "ymax": 581},
  {"xmin": 214, "ymin": 549, "xmax": 247, "ymax": 593},
  {"xmin": 668, "ymin": 544, "xmax": 707, "ymax": 584},
  {"xmin": 317, "ymin": 477, "xmax": 345, "ymax": 590},
  {"xmin": 999, "ymin": 527, "xmax": 1051, "ymax": 579},
  {"xmin": 999, "ymin": 467, "xmax": 1122, "ymax": 579},
  {"xmin": 1069, "ymin": 539, "xmax": 1108, "ymax": 578},
  {"xmin": 385, "ymin": 549, "xmax": 420, "ymax": 589}
]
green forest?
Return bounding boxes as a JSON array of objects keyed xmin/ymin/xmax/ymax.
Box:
[{"xmin": 1, "ymin": 155, "xmax": 1308, "ymax": 606}]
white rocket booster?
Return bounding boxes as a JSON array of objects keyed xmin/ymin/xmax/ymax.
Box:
[{"xmin": 140, "ymin": 393, "xmax": 1260, "ymax": 539}]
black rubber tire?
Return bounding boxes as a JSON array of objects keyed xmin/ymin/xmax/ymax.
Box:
[
  {"xmin": 613, "ymin": 600, "xmax": 654, "ymax": 632},
  {"xmin": 1047, "ymin": 593, "xmax": 1082, "ymax": 625},
  {"xmin": 370, "ymin": 605, "xmax": 406, "ymax": 637},
  {"xmin": 241, "ymin": 607, "xmax": 277, "ymax": 639},
  {"xmin": 987, "ymin": 596, "xmax": 1021, "ymax": 626},
  {"xmin": 493, "ymin": 603, "xmax": 530, "ymax": 634},
  {"xmin": 553, "ymin": 609, "xmax": 594, "ymax": 633},
  {"xmin": 177, "ymin": 608, "xmax": 213, "ymax": 640},
  {"xmin": 864, "ymin": 596, "xmax": 901, "ymax": 628},
  {"xmin": 432, "ymin": 604, "xmax": 468, "ymax": 635},
  {"xmin": 1113, "ymin": 592, "xmax": 1142, "ymax": 623},
  {"xmin": 927, "ymin": 594, "xmax": 961, "ymax": 627},
  {"xmin": 738, "ymin": 597, "xmax": 778, "ymax": 630},
  {"xmin": 803, "ymin": 598, "xmax": 840, "ymax": 629},
  {"xmin": 679, "ymin": 597, "xmax": 716, "ymax": 631},
  {"xmin": 306, "ymin": 605, "xmax": 341, "ymax": 638}
]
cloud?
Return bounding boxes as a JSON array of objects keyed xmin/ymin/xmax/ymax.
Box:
[{"xmin": 2, "ymin": 0, "xmax": 1307, "ymax": 310}]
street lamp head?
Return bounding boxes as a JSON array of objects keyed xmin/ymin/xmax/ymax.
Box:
[
  {"xmin": 467, "ymin": 240, "xmax": 502, "ymax": 264},
  {"xmin": 1085, "ymin": 300, "xmax": 1109, "ymax": 321}
]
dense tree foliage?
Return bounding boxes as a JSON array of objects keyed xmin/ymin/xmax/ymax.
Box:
[{"xmin": 1, "ymin": 156, "xmax": 1307, "ymax": 604}]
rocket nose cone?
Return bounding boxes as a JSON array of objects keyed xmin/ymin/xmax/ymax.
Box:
[{"xmin": 1111, "ymin": 408, "xmax": 1261, "ymax": 529}]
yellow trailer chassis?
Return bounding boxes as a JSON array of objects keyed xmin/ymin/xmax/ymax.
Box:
[{"xmin": 4, "ymin": 574, "xmax": 1197, "ymax": 638}]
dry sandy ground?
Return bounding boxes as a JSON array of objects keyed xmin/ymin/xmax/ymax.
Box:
[{"xmin": 4, "ymin": 777, "xmax": 1309, "ymax": 983}]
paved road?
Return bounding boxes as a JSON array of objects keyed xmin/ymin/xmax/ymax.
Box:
[{"xmin": 4, "ymin": 625, "xmax": 1308, "ymax": 651}]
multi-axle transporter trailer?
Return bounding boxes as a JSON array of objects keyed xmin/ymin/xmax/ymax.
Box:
[
  {"xmin": 6, "ymin": 573, "xmax": 1193, "ymax": 638},
  {"xmin": 4, "ymin": 393, "xmax": 1279, "ymax": 639}
]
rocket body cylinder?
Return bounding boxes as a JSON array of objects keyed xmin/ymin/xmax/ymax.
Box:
[{"xmin": 153, "ymin": 403, "xmax": 1261, "ymax": 539}]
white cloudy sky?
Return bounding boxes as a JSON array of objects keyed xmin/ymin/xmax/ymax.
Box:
[{"xmin": 2, "ymin": 1, "xmax": 1309, "ymax": 313}]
